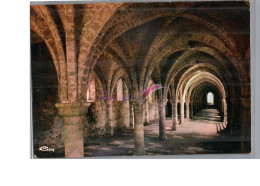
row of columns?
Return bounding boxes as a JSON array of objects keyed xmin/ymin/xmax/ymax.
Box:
[
  {"xmin": 54, "ymin": 97, "xmax": 203, "ymax": 157},
  {"xmin": 55, "ymin": 94, "xmax": 250, "ymax": 157},
  {"xmin": 54, "ymin": 98, "xmax": 167, "ymax": 157}
]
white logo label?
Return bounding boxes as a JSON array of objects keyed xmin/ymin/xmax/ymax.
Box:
[{"xmin": 39, "ymin": 146, "xmax": 55, "ymax": 152}]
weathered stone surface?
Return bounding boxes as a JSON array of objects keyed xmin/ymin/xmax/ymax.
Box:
[
  {"xmin": 38, "ymin": 115, "xmax": 64, "ymax": 150},
  {"xmin": 31, "ymin": 1, "xmax": 251, "ymax": 157},
  {"xmin": 55, "ymin": 103, "xmax": 90, "ymax": 158}
]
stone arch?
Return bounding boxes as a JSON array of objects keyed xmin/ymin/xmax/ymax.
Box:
[
  {"xmin": 78, "ymin": 3, "xmax": 197, "ymax": 101},
  {"xmin": 141, "ymin": 10, "xmax": 241, "ymax": 87},
  {"xmin": 166, "ymin": 63, "xmax": 232, "ymax": 99},
  {"xmin": 176, "ymin": 70, "xmax": 228, "ymax": 126},
  {"xmin": 31, "ymin": 6, "xmax": 68, "ymax": 102}
]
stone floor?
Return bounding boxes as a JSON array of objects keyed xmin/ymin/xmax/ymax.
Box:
[
  {"xmin": 36, "ymin": 109, "xmax": 241, "ymax": 158},
  {"xmin": 84, "ymin": 109, "xmax": 240, "ymax": 157}
]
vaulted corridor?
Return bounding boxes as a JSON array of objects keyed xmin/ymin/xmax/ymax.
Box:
[
  {"xmin": 83, "ymin": 108, "xmax": 237, "ymax": 157},
  {"xmin": 83, "ymin": 109, "xmax": 231, "ymax": 157},
  {"xmin": 31, "ymin": 1, "xmax": 251, "ymax": 158},
  {"xmin": 193, "ymin": 109, "xmax": 222, "ymax": 124}
]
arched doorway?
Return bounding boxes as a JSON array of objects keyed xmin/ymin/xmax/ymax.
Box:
[{"xmin": 207, "ymin": 92, "xmax": 214, "ymax": 105}]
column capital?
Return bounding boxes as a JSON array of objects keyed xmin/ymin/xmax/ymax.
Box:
[
  {"xmin": 55, "ymin": 102, "xmax": 91, "ymax": 116},
  {"xmin": 130, "ymin": 98, "xmax": 145, "ymax": 106},
  {"xmin": 170, "ymin": 99, "xmax": 179, "ymax": 104},
  {"xmin": 106, "ymin": 99, "xmax": 114, "ymax": 104},
  {"xmin": 142, "ymin": 97, "xmax": 149, "ymax": 103},
  {"xmin": 157, "ymin": 98, "xmax": 167, "ymax": 105}
]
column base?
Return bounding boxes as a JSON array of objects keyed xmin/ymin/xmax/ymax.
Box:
[
  {"xmin": 158, "ymin": 135, "xmax": 167, "ymax": 141},
  {"xmin": 106, "ymin": 120, "xmax": 116, "ymax": 136},
  {"xmin": 172, "ymin": 126, "xmax": 177, "ymax": 131},
  {"xmin": 129, "ymin": 122, "xmax": 134, "ymax": 129},
  {"xmin": 133, "ymin": 148, "xmax": 145, "ymax": 155}
]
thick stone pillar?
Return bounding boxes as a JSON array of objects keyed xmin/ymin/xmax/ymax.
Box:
[
  {"xmin": 122, "ymin": 82, "xmax": 130, "ymax": 128},
  {"xmin": 122, "ymin": 99, "xmax": 130, "ymax": 128},
  {"xmin": 55, "ymin": 102, "xmax": 90, "ymax": 158},
  {"xmin": 132, "ymin": 99, "xmax": 145, "ymax": 155},
  {"xmin": 185, "ymin": 100, "xmax": 190, "ymax": 121},
  {"xmin": 171, "ymin": 99, "xmax": 178, "ymax": 131},
  {"xmin": 144, "ymin": 99, "xmax": 149, "ymax": 125},
  {"xmin": 154, "ymin": 102, "xmax": 159, "ymax": 121},
  {"xmin": 106, "ymin": 100, "xmax": 116, "ymax": 135},
  {"xmin": 129, "ymin": 103, "xmax": 134, "ymax": 128},
  {"xmin": 157, "ymin": 99, "xmax": 167, "ymax": 140}
]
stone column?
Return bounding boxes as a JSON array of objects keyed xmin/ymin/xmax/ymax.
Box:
[
  {"xmin": 180, "ymin": 99, "xmax": 185, "ymax": 125},
  {"xmin": 144, "ymin": 98, "xmax": 149, "ymax": 125},
  {"xmin": 129, "ymin": 103, "xmax": 134, "ymax": 128},
  {"xmin": 132, "ymin": 99, "xmax": 145, "ymax": 155},
  {"xmin": 121, "ymin": 82, "xmax": 130, "ymax": 128},
  {"xmin": 190, "ymin": 100, "xmax": 193, "ymax": 118},
  {"xmin": 106, "ymin": 100, "xmax": 116, "ymax": 135},
  {"xmin": 157, "ymin": 99, "xmax": 167, "ymax": 140},
  {"xmin": 185, "ymin": 100, "xmax": 190, "ymax": 121},
  {"xmin": 170, "ymin": 99, "xmax": 178, "ymax": 131},
  {"xmin": 154, "ymin": 102, "xmax": 159, "ymax": 121},
  {"xmin": 55, "ymin": 102, "xmax": 90, "ymax": 158},
  {"xmin": 175, "ymin": 100, "xmax": 179, "ymax": 125},
  {"xmin": 222, "ymin": 98, "xmax": 227, "ymax": 124}
]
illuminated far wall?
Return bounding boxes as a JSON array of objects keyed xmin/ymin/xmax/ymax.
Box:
[{"xmin": 207, "ymin": 92, "xmax": 214, "ymax": 105}]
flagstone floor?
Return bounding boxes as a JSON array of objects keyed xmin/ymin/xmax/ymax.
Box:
[
  {"xmin": 36, "ymin": 109, "xmax": 241, "ymax": 158},
  {"xmin": 83, "ymin": 109, "xmax": 240, "ymax": 157}
]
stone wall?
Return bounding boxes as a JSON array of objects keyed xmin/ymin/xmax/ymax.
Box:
[
  {"xmin": 84, "ymin": 74, "xmax": 107, "ymax": 138},
  {"xmin": 31, "ymin": 42, "xmax": 64, "ymax": 152}
]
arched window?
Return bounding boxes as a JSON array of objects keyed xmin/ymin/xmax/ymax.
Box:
[
  {"xmin": 207, "ymin": 92, "xmax": 214, "ymax": 105},
  {"xmin": 87, "ymin": 78, "xmax": 95, "ymax": 102},
  {"xmin": 117, "ymin": 79, "xmax": 123, "ymax": 101}
]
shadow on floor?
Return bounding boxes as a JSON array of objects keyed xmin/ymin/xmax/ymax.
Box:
[{"xmin": 35, "ymin": 109, "xmax": 242, "ymax": 158}]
